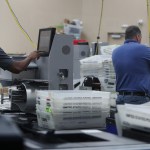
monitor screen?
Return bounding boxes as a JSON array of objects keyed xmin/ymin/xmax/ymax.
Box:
[{"xmin": 37, "ymin": 27, "xmax": 56, "ymax": 57}]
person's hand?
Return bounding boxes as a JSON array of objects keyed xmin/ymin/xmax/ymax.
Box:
[{"xmin": 28, "ymin": 51, "xmax": 40, "ymax": 60}]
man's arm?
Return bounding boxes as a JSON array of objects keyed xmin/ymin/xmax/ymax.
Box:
[{"xmin": 9, "ymin": 51, "xmax": 40, "ymax": 74}]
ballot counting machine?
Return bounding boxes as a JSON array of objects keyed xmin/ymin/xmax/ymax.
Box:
[
  {"xmin": 7, "ymin": 30, "xmax": 74, "ymax": 113},
  {"xmin": 7, "ymin": 27, "xmax": 92, "ymax": 113}
]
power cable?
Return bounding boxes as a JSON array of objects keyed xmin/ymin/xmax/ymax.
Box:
[
  {"xmin": 147, "ymin": 0, "xmax": 150, "ymax": 45},
  {"xmin": 94, "ymin": 0, "xmax": 104, "ymax": 55},
  {"xmin": 5, "ymin": 0, "xmax": 36, "ymax": 48}
]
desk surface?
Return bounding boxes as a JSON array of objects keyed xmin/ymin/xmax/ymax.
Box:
[{"xmin": 0, "ymin": 109, "xmax": 149, "ymax": 150}]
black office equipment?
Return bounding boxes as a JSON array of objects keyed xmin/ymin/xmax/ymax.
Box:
[
  {"xmin": 0, "ymin": 115, "xmax": 23, "ymax": 150},
  {"xmin": 37, "ymin": 27, "xmax": 56, "ymax": 57}
]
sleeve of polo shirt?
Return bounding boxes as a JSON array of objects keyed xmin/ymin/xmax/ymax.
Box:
[{"xmin": 0, "ymin": 47, "xmax": 14, "ymax": 70}]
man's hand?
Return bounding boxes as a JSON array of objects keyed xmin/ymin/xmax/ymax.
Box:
[{"xmin": 28, "ymin": 51, "xmax": 41, "ymax": 60}]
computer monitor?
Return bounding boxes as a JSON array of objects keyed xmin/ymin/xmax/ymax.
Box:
[{"xmin": 37, "ymin": 27, "xmax": 56, "ymax": 57}]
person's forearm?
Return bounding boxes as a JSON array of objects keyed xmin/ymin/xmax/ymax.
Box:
[
  {"xmin": 9, "ymin": 51, "xmax": 40, "ymax": 74},
  {"xmin": 10, "ymin": 56, "xmax": 33, "ymax": 73}
]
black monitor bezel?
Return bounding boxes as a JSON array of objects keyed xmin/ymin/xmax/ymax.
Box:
[{"xmin": 37, "ymin": 27, "xmax": 56, "ymax": 57}]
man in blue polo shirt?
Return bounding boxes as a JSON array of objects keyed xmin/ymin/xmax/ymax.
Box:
[
  {"xmin": 112, "ymin": 25, "xmax": 150, "ymax": 104},
  {"xmin": 0, "ymin": 48, "xmax": 40, "ymax": 73}
]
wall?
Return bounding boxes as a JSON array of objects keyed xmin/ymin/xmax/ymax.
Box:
[
  {"xmin": 0, "ymin": 0, "xmax": 149, "ymax": 54},
  {"xmin": 82, "ymin": 0, "xmax": 149, "ymax": 45},
  {"xmin": 0, "ymin": 0, "xmax": 82, "ymax": 54}
]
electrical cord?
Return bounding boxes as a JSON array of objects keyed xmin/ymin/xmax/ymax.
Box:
[
  {"xmin": 94, "ymin": 0, "xmax": 104, "ymax": 55},
  {"xmin": 5, "ymin": 0, "xmax": 36, "ymax": 48},
  {"xmin": 147, "ymin": 0, "xmax": 150, "ymax": 44}
]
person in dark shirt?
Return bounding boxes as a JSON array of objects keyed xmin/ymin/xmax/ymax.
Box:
[
  {"xmin": 112, "ymin": 25, "xmax": 150, "ymax": 104},
  {"xmin": 0, "ymin": 48, "xmax": 40, "ymax": 73}
]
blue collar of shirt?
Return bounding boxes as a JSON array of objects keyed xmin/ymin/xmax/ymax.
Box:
[{"xmin": 124, "ymin": 39, "xmax": 138, "ymax": 44}]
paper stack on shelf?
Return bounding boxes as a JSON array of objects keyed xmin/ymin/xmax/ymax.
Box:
[
  {"xmin": 36, "ymin": 90, "xmax": 111, "ymax": 130},
  {"xmin": 102, "ymin": 58, "xmax": 116, "ymax": 92},
  {"xmin": 117, "ymin": 102, "xmax": 150, "ymax": 132},
  {"xmin": 80, "ymin": 55, "xmax": 106, "ymax": 78},
  {"xmin": 80, "ymin": 54, "xmax": 116, "ymax": 92},
  {"xmin": 100, "ymin": 44, "xmax": 120, "ymax": 55}
]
